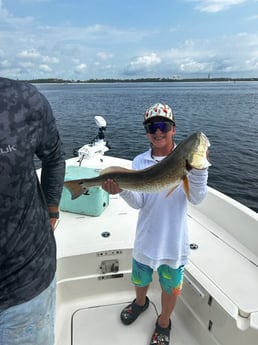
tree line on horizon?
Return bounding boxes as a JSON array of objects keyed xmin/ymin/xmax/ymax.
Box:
[{"xmin": 22, "ymin": 77, "xmax": 258, "ymax": 84}]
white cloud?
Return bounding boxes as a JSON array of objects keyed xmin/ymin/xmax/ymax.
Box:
[
  {"xmin": 42, "ymin": 56, "xmax": 59, "ymax": 64},
  {"xmin": 75, "ymin": 63, "xmax": 87, "ymax": 72},
  {"xmin": 0, "ymin": 0, "xmax": 257, "ymax": 79},
  {"xmin": 72, "ymin": 58, "xmax": 80, "ymax": 64},
  {"xmin": 97, "ymin": 52, "xmax": 113, "ymax": 60},
  {"xmin": 15, "ymin": 49, "xmax": 59, "ymax": 74},
  {"xmin": 18, "ymin": 49, "xmax": 41, "ymax": 59},
  {"xmin": 124, "ymin": 53, "xmax": 162, "ymax": 77},
  {"xmin": 191, "ymin": 0, "xmax": 247, "ymax": 13},
  {"xmin": 39, "ymin": 64, "xmax": 52, "ymax": 72},
  {"xmin": 123, "ymin": 31, "xmax": 258, "ymax": 77},
  {"xmin": 0, "ymin": 0, "xmax": 34, "ymax": 25},
  {"xmin": 0, "ymin": 59, "xmax": 10, "ymax": 67},
  {"xmin": 0, "ymin": 0, "xmax": 9, "ymax": 18},
  {"xmin": 245, "ymin": 14, "xmax": 258, "ymax": 21},
  {"xmin": 130, "ymin": 53, "xmax": 161, "ymax": 67},
  {"xmin": 86, "ymin": 24, "xmax": 105, "ymax": 33},
  {"xmin": 165, "ymin": 39, "xmax": 215, "ymax": 60},
  {"xmin": 180, "ymin": 61, "xmax": 211, "ymax": 72},
  {"xmin": 18, "ymin": 61, "xmax": 34, "ymax": 68}
]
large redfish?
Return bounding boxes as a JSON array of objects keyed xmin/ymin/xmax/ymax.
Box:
[{"xmin": 64, "ymin": 131, "xmax": 211, "ymax": 200}]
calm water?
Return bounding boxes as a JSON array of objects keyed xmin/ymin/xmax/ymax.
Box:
[{"xmin": 36, "ymin": 82, "xmax": 258, "ymax": 213}]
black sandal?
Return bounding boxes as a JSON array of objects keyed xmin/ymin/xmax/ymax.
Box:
[
  {"xmin": 120, "ymin": 296, "xmax": 150, "ymax": 325},
  {"xmin": 150, "ymin": 317, "xmax": 171, "ymax": 345}
]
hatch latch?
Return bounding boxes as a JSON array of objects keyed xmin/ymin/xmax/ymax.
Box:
[{"xmin": 100, "ymin": 259, "xmax": 119, "ymax": 274}]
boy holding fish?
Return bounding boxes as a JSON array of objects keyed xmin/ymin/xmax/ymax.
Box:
[{"xmin": 102, "ymin": 103, "xmax": 209, "ymax": 345}]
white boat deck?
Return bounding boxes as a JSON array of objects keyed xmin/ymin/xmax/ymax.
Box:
[
  {"xmin": 72, "ymin": 301, "xmax": 202, "ymax": 345},
  {"xmin": 54, "ymin": 155, "xmax": 258, "ymax": 345}
]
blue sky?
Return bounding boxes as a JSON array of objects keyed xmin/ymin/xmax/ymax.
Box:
[{"xmin": 1, "ymin": 0, "xmax": 258, "ymax": 80}]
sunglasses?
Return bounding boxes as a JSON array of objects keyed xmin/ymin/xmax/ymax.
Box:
[{"xmin": 145, "ymin": 121, "xmax": 173, "ymax": 134}]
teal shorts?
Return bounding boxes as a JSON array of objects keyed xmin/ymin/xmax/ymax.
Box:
[{"xmin": 131, "ymin": 259, "xmax": 184, "ymax": 296}]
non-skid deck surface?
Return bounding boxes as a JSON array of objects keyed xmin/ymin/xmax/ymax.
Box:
[{"xmin": 72, "ymin": 302, "xmax": 200, "ymax": 345}]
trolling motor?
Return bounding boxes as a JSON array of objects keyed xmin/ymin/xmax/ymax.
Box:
[
  {"xmin": 92, "ymin": 115, "xmax": 110, "ymax": 150},
  {"xmin": 76, "ymin": 116, "xmax": 110, "ymax": 163},
  {"xmin": 95, "ymin": 116, "xmax": 106, "ymax": 140}
]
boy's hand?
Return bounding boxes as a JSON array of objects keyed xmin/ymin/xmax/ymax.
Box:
[{"xmin": 102, "ymin": 179, "xmax": 123, "ymax": 194}]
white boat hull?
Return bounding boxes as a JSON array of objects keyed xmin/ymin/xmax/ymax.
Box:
[{"xmin": 54, "ymin": 153, "xmax": 258, "ymax": 345}]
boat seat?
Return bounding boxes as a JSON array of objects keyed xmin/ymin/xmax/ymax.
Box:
[{"xmin": 186, "ymin": 206, "xmax": 258, "ymax": 330}]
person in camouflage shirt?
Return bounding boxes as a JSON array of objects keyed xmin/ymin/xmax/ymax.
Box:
[{"xmin": 0, "ymin": 77, "xmax": 65, "ymax": 345}]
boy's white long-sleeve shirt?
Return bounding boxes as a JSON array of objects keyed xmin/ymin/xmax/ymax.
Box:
[{"xmin": 119, "ymin": 148, "xmax": 209, "ymax": 270}]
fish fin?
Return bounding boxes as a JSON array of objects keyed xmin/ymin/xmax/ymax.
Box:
[
  {"xmin": 182, "ymin": 176, "xmax": 190, "ymax": 200},
  {"xmin": 203, "ymin": 156, "xmax": 212, "ymax": 168},
  {"xmin": 166, "ymin": 186, "xmax": 178, "ymax": 197},
  {"xmin": 64, "ymin": 181, "xmax": 86, "ymax": 200},
  {"xmin": 100, "ymin": 166, "xmax": 134, "ymax": 175}
]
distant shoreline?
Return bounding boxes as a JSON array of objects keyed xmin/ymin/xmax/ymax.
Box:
[{"xmin": 23, "ymin": 77, "xmax": 258, "ymax": 84}]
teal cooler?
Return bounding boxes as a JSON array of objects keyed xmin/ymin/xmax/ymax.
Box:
[{"xmin": 60, "ymin": 165, "xmax": 109, "ymax": 216}]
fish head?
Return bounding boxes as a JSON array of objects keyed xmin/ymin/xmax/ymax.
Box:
[{"xmin": 187, "ymin": 132, "xmax": 211, "ymax": 170}]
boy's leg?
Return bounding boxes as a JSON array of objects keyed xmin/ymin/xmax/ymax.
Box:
[
  {"xmin": 158, "ymin": 264, "xmax": 184, "ymax": 326},
  {"xmin": 159, "ymin": 290, "xmax": 177, "ymax": 328},
  {"xmin": 149, "ymin": 265, "xmax": 184, "ymax": 344},
  {"xmin": 135, "ymin": 284, "xmax": 149, "ymax": 306},
  {"xmin": 120, "ymin": 259, "xmax": 152, "ymax": 325}
]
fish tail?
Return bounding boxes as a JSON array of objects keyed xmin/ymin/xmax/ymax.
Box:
[{"xmin": 64, "ymin": 181, "xmax": 85, "ymax": 200}]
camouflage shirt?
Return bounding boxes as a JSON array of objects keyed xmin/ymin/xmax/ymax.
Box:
[{"xmin": 0, "ymin": 78, "xmax": 65, "ymax": 309}]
